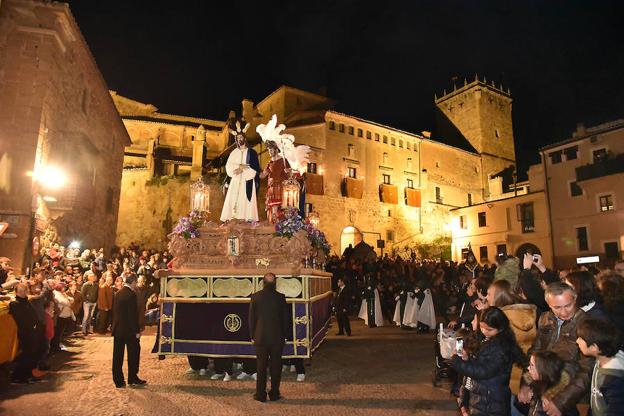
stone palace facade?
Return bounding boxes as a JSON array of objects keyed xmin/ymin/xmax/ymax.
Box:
[{"xmin": 115, "ymin": 80, "xmax": 518, "ymax": 256}]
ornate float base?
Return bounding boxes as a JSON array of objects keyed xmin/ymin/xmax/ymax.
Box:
[{"xmin": 156, "ymin": 221, "xmax": 332, "ymax": 359}]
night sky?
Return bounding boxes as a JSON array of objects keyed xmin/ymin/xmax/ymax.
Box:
[{"xmin": 67, "ymin": 0, "xmax": 624, "ymax": 176}]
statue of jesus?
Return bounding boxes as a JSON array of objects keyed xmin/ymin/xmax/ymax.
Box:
[{"xmin": 220, "ymin": 119, "xmax": 260, "ymax": 222}]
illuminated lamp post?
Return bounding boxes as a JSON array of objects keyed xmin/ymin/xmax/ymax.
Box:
[
  {"xmin": 190, "ymin": 178, "xmax": 210, "ymax": 214},
  {"xmin": 281, "ymin": 176, "xmax": 300, "ymax": 209},
  {"xmin": 27, "ymin": 165, "xmax": 67, "ymax": 274}
]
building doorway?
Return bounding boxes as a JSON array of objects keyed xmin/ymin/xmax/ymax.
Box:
[{"xmin": 340, "ymin": 226, "xmax": 363, "ymax": 256}]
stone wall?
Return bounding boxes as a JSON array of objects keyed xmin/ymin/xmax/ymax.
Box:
[{"xmin": 0, "ymin": 0, "xmax": 129, "ymax": 271}]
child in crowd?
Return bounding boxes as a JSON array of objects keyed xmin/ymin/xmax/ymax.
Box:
[
  {"xmin": 449, "ymin": 307, "xmax": 525, "ymax": 416},
  {"xmin": 454, "ymin": 327, "xmax": 481, "ymax": 416},
  {"xmin": 524, "ymin": 350, "xmax": 576, "ymax": 416},
  {"xmin": 576, "ymin": 318, "xmax": 624, "ymax": 416}
]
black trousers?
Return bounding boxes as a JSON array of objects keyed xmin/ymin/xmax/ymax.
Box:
[
  {"xmin": 336, "ymin": 311, "xmax": 351, "ymax": 335},
  {"xmin": 112, "ymin": 334, "xmax": 140, "ymax": 385},
  {"xmin": 240, "ymin": 358, "xmax": 256, "ymax": 374},
  {"xmin": 214, "ymin": 358, "xmax": 233, "ymax": 375},
  {"xmin": 51, "ymin": 317, "xmax": 72, "ymax": 351},
  {"xmin": 254, "ymin": 343, "xmax": 283, "ymax": 398},
  {"xmin": 287, "ymin": 358, "xmax": 305, "ymax": 374},
  {"xmin": 12, "ymin": 332, "xmax": 42, "ymax": 382},
  {"xmin": 187, "ymin": 355, "xmax": 210, "ymax": 370}
]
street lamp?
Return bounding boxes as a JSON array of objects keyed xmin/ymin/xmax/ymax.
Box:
[
  {"xmin": 281, "ymin": 176, "xmax": 300, "ymax": 209},
  {"xmin": 190, "ymin": 178, "xmax": 210, "ymax": 214},
  {"xmin": 33, "ymin": 165, "xmax": 67, "ymax": 189}
]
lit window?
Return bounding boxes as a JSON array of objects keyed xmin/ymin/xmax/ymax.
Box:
[
  {"xmin": 600, "ymin": 195, "xmax": 614, "ymax": 212},
  {"xmin": 593, "ymin": 148, "xmax": 608, "ymax": 163},
  {"xmin": 307, "ymin": 162, "xmax": 317, "ymax": 174},
  {"xmin": 518, "ymin": 202, "xmax": 535, "ymax": 233},
  {"xmin": 348, "ymin": 167, "xmax": 357, "ymax": 178}
]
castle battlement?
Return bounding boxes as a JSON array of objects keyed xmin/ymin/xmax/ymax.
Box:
[{"xmin": 435, "ymin": 75, "xmax": 511, "ymax": 104}]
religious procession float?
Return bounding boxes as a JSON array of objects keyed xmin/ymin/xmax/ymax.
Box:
[{"xmin": 155, "ymin": 115, "xmax": 332, "ymax": 360}]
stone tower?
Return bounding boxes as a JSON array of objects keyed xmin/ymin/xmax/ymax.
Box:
[{"xmin": 435, "ymin": 76, "xmax": 516, "ymax": 197}]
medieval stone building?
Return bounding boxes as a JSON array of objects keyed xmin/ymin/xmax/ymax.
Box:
[
  {"xmin": 115, "ymin": 80, "xmax": 517, "ymax": 256},
  {"xmin": 0, "ymin": 0, "xmax": 130, "ymax": 272}
]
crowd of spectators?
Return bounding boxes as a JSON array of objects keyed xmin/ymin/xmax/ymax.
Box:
[
  {"xmin": 3, "ymin": 241, "xmax": 624, "ymax": 415},
  {"xmin": 0, "ymin": 243, "xmax": 168, "ymax": 384},
  {"xmin": 326, "ymin": 245, "xmax": 624, "ymax": 415}
]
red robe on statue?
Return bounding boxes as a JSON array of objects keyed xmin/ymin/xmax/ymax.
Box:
[{"xmin": 263, "ymin": 157, "xmax": 290, "ymax": 223}]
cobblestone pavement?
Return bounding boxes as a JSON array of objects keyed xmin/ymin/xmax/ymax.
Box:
[{"xmin": 0, "ymin": 319, "xmax": 456, "ymax": 416}]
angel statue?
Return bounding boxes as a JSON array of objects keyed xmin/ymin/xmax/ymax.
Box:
[
  {"xmin": 256, "ymin": 114, "xmax": 311, "ymax": 222},
  {"xmin": 219, "ymin": 117, "xmax": 260, "ymax": 222}
]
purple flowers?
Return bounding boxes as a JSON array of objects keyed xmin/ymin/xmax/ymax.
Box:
[
  {"xmin": 173, "ymin": 210, "xmax": 204, "ymax": 239},
  {"xmin": 274, "ymin": 208, "xmax": 331, "ymax": 255}
]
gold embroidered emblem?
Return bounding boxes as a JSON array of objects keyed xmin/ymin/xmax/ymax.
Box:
[{"xmin": 224, "ymin": 313, "xmax": 242, "ymax": 333}]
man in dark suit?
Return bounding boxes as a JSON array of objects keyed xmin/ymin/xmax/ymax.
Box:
[
  {"xmin": 111, "ymin": 273, "xmax": 146, "ymax": 388},
  {"xmin": 249, "ymin": 272, "xmax": 288, "ymax": 402},
  {"xmin": 335, "ymin": 277, "xmax": 352, "ymax": 336}
]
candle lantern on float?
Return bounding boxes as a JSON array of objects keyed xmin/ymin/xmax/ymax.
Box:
[
  {"xmin": 308, "ymin": 211, "xmax": 320, "ymax": 229},
  {"xmin": 190, "ymin": 178, "xmax": 210, "ymax": 214},
  {"xmin": 281, "ymin": 176, "xmax": 301, "ymax": 209}
]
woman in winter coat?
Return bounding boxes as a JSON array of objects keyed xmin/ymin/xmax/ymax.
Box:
[
  {"xmin": 449, "ymin": 307, "xmax": 525, "ymax": 416},
  {"xmin": 486, "ymin": 279, "xmax": 536, "ymax": 394}
]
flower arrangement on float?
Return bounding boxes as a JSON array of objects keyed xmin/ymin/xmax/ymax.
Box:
[
  {"xmin": 274, "ymin": 208, "xmax": 331, "ymax": 255},
  {"xmin": 172, "ymin": 210, "xmax": 204, "ymax": 239}
]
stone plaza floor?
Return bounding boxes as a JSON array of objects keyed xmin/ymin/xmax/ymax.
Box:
[{"xmin": 0, "ymin": 318, "xmax": 457, "ymax": 416}]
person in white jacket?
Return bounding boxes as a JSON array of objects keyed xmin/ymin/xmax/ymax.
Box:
[{"xmin": 51, "ymin": 283, "xmax": 74, "ymax": 352}]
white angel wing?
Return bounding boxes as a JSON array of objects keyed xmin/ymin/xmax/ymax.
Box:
[
  {"xmin": 256, "ymin": 114, "xmax": 278, "ymax": 142},
  {"xmin": 256, "ymin": 114, "xmax": 295, "ymax": 148},
  {"xmin": 285, "ymin": 145, "xmax": 311, "ymax": 174}
]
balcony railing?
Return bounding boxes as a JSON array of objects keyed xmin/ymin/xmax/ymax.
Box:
[{"xmin": 576, "ymin": 153, "xmax": 624, "ymax": 182}]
